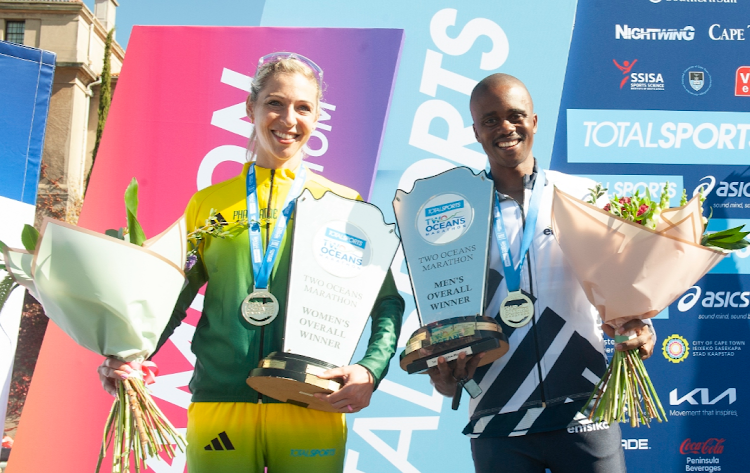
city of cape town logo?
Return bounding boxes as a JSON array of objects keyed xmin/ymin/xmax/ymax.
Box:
[
  {"xmin": 663, "ymin": 334, "xmax": 690, "ymax": 363},
  {"xmin": 417, "ymin": 193, "xmax": 473, "ymax": 244},
  {"xmin": 313, "ymin": 222, "xmax": 371, "ymax": 278},
  {"xmin": 682, "ymin": 65, "xmax": 712, "ymax": 96}
]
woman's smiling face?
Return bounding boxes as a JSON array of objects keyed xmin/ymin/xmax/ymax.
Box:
[{"xmin": 248, "ymin": 71, "xmax": 319, "ymax": 170}]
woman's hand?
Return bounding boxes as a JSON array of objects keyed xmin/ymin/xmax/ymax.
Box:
[
  {"xmin": 96, "ymin": 357, "xmax": 132, "ymax": 397},
  {"xmin": 602, "ymin": 319, "xmax": 655, "ymax": 360},
  {"xmin": 314, "ymin": 364, "xmax": 375, "ymax": 413},
  {"xmin": 427, "ymin": 351, "xmax": 485, "ymax": 397}
]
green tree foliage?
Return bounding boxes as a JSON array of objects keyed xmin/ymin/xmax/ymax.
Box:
[{"xmin": 85, "ymin": 28, "xmax": 114, "ymax": 194}]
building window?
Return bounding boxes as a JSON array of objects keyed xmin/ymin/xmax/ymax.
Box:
[{"xmin": 6, "ymin": 21, "xmax": 26, "ymax": 45}]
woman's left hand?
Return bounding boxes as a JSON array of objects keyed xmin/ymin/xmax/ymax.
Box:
[
  {"xmin": 314, "ymin": 364, "xmax": 374, "ymax": 413},
  {"xmin": 602, "ymin": 319, "xmax": 655, "ymax": 360}
]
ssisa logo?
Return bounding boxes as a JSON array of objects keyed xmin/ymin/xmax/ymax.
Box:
[
  {"xmin": 678, "ymin": 285, "xmax": 750, "ymax": 311},
  {"xmin": 613, "ymin": 59, "xmax": 664, "ymax": 91}
]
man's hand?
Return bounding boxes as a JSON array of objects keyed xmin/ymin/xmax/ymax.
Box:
[
  {"xmin": 314, "ymin": 364, "xmax": 374, "ymax": 413},
  {"xmin": 602, "ymin": 320, "xmax": 655, "ymax": 360},
  {"xmin": 427, "ymin": 352, "xmax": 485, "ymax": 397}
]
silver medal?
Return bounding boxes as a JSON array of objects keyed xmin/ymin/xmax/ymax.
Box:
[
  {"xmin": 241, "ymin": 288, "xmax": 279, "ymax": 326},
  {"xmin": 499, "ymin": 291, "xmax": 534, "ymax": 328}
]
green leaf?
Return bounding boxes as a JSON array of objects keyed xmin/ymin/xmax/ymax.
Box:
[
  {"xmin": 0, "ymin": 264, "xmax": 6, "ymax": 272},
  {"xmin": 0, "ymin": 239, "xmax": 8, "ymax": 253},
  {"xmin": 702, "ymin": 225, "xmax": 750, "ymax": 249},
  {"xmin": 124, "ymin": 178, "xmax": 147, "ymax": 246},
  {"xmin": 21, "ymin": 224, "xmax": 39, "ymax": 251},
  {"xmin": 105, "ymin": 228, "xmax": 126, "ymax": 240}
]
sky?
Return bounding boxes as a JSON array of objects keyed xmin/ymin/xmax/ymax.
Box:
[{"xmin": 82, "ymin": 0, "xmax": 267, "ymax": 49}]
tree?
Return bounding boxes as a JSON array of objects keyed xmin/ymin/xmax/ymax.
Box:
[{"xmin": 85, "ymin": 28, "xmax": 114, "ymax": 194}]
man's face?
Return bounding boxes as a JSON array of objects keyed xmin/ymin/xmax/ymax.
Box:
[{"xmin": 471, "ymin": 82, "xmax": 537, "ymax": 171}]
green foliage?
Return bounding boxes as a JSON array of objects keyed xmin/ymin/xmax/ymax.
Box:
[
  {"xmin": 585, "ymin": 183, "xmax": 607, "ymax": 205},
  {"xmin": 702, "ymin": 226, "xmax": 750, "ymax": 250},
  {"xmin": 124, "ymin": 178, "xmax": 147, "ymax": 246},
  {"xmin": 21, "ymin": 224, "xmax": 40, "ymax": 251},
  {"xmin": 85, "ymin": 28, "xmax": 114, "ymax": 194}
]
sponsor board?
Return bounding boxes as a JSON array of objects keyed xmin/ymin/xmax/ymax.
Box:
[
  {"xmin": 683, "ymin": 65, "xmax": 712, "ymax": 96},
  {"xmin": 567, "ymin": 109, "xmax": 750, "ymax": 165},
  {"xmin": 622, "ymin": 439, "xmax": 651, "ymax": 450},
  {"xmin": 690, "ymin": 174, "xmax": 750, "ymax": 218},
  {"xmin": 669, "ymin": 387, "xmax": 738, "ymax": 418}
]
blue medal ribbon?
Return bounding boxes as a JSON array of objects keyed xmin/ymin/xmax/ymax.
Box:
[
  {"xmin": 245, "ymin": 163, "xmax": 307, "ymax": 290},
  {"xmin": 492, "ymin": 170, "xmax": 546, "ymax": 294}
]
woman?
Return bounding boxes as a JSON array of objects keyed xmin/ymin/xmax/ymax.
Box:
[{"xmin": 98, "ymin": 52, "xmax": 404, "ymax": 473}]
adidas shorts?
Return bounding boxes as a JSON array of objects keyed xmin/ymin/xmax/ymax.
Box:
[{"xmin": 187, "ymin": 402, "xmax": 347, "ymax": 473}]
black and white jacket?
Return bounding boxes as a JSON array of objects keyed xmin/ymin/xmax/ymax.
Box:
[{"xmin": 465, "ymin": 169, "xmax": 613, "ymax": 438}]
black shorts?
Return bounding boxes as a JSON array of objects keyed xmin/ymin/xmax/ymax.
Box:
[{"xmin": 470, "ymin": 423, "xmax": 626, "ymax": 473}]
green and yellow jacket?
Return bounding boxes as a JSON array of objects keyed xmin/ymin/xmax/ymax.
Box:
[{"xmin": 156, "ymin": 162, "xmax": 404, "ymax": 403}]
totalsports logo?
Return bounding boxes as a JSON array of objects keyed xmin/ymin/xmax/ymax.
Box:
[
  {"xmin": 615, "ymin": 24, "xmax": 695, "ymax": 40},
  {"xmin": 290, "ymin": 448, "xmax": 337, "ymax": 457},
  {"xmin": 613, "ymin": 59, "xmax": 664, "ymax": 91},
  {"xmin": 567, "ymin": 109, "xmax": 750, "ymax": 166},
  {"xmin": 663, "ymin": 334, "xmax": 690, "ymax": 363},
  {"xmin": 418, "ymin": 193, "xmax": 472, "ymax": 245},
  {"xmin": 677, "ymin": 285, "xmax": 750, "ymax": 311},
  {"xmin": 683, "ymin": 65, "xmax": 712, "ymax": 96},
  {"xmin": 313, "ymin": 222, "xmax": 371, "ymax": 278}
]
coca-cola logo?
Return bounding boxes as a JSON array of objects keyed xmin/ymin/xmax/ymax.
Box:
[{"xmin": 680, "ymin": 438, "xmax": 725, "ymax": 455}]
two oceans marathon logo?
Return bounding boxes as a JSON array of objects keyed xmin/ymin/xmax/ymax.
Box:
[
  {"xmin": 418, "ymin": 193, "xmax": 473, "ymax": 244},
  {"xmin": 615, "ymin": 24, "xmax": 695, "ymax": 41},
  {"xmin": 313, "ymin": 223, "xmax": 370, "ymax": 278}
]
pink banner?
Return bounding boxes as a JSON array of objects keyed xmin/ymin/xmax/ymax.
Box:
[{"xmin": 7, "ymin": 26, "xmax": 402, "ymax": 473}]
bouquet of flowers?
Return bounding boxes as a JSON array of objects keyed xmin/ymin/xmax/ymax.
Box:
[
  {"xmin": 550, "ymin": 183, "xmax": 748, "ymax": 427},
  {"xmin": 0, "ymin": 179, "xmax": 247, "ymax": 472}
]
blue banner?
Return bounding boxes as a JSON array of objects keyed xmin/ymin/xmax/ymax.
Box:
[
  {"xmin": 0, "ymin": 40, "xmax": 55, "ymax": 205},
  {"xmin": 551, "ymin": 1, "xmax": 750, "ymax": 471}
]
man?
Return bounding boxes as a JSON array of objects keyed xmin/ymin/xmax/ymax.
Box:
[{"xmin": 428, "ymin": 73, "xmax": 655, "ymax": 472}]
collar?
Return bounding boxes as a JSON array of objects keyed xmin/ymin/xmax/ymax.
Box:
[{"xmin": 493, "ymin": 159, "xmax": 540, "ymax": 202}]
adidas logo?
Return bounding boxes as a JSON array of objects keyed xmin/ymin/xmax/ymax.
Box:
[{"xmin": 204, "ymin": 431, "xmax": 235, "ymax": 451}]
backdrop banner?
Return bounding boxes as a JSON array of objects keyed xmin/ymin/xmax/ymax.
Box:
[
  {"xmin": 550, "ymin": 1, "xmax": 750, "ymax": 471},
  {"xmin": 0, "ymin": 40, "xmax": 54, "ymax": 436},
  {"xmin": 261, "ymin": 2, "xmax": 579, "ymax": 472},
  {"xmin": 6, "ymin": 27, "xmax": 402, "ymax": 473}
]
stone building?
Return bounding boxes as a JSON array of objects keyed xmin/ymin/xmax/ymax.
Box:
[{"xmin": 0, "ymin": 0, "xmax": 124, "ymax": 220}]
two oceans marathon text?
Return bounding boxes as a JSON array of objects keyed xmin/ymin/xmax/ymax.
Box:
[
  {"xmin": 298, "ymin": 275, "xmax": 362, "ymax": 349},
  {"xmin": 419, "ymin": 245, "xmax": 476, "ymax": 310}
]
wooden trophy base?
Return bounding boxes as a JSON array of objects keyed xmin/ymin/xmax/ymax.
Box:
[
  {"xmin": 399, "ymin": 316, "xmax": 509, "ymax": 374},
  {"xmin": 246, "ymin": 352, "xmax": 343, "ymax": 412}
]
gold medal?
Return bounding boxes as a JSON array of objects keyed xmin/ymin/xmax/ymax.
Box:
[
  {"xmin": 499, "ymin": 291, "xmax": 534, "ymax": 328},
  {"xmin": 241, "ymin": 288, "xmax": 279, "ymax": 326}
]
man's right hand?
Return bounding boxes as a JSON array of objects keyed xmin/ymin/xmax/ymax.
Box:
[
  {"xmin": 427, "ymin": 351, "xmax": 484, "ymax": 397},
  {"xmin": 97, "ymin": 357, "xmax": 132, "ymax": 397}
]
